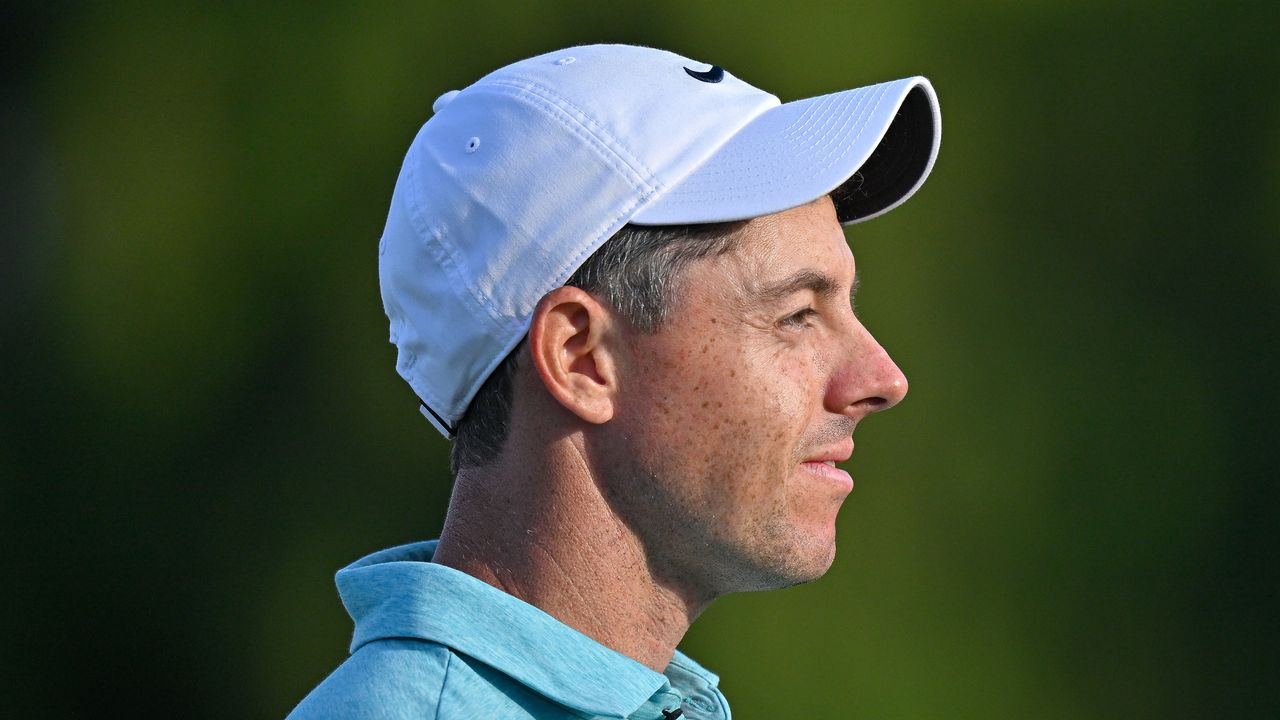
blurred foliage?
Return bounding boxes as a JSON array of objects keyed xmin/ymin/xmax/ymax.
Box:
[{"xmin": 3, "ymin": 1, "xmax": 1278, "ymax": 718}]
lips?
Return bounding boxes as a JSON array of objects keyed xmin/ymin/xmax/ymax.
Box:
[
  {"xmin": 800, "ymin": 459, "xmax": 853, "ymax": 492},
  {"xmin": 803, "ymin": 437, "xmax": 854, "ymax": 465},
  {"xmin": 799, "ymin": 437, "xmax": 855, "ymax": 491}
]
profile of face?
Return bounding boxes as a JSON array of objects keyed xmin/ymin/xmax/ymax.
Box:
[{"xmin": 593, "ymin": 196, "xmax": 909, "ymax": 600}]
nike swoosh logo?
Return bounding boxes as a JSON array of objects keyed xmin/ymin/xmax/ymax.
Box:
[{"xmin": 684, "ymin": 64, "xmax": 724, "ymax": 83}]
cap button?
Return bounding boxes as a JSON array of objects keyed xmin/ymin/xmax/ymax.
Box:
[{"xmin": 432, "ymin": 89, "xmax": 461, "ymax": 114}]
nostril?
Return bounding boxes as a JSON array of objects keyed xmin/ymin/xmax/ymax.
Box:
[{"xmin": 862, "ymin": 395, "xmax": 892, "ymax": 413}]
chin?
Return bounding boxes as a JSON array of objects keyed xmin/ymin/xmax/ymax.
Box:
[
  {"xmin": 791, "ymin": 541, "xmax": 839, "ymax": 584},
  {"xmin": 785, "ymin": 523, "xmax": 843, "ymax": 579},
  {"xmin": 730, "ymin": 534, "xmax": 838, "ymax": 593}
]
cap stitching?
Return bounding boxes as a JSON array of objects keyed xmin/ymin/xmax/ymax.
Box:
[
  {"xmin": 402, "ymin": 173, "xmax": 499, "ymax": 328},
  {"xmin": 779, "ymin": 82, "xmax": 889, "ymax": 142},
  {"xmin": 460, "ymin": 84, "xmax": 658, "ymax": 332},
  {"xmin": 655, "ymin": 84, "xmax": 889, "ymax": 203},
  {"xmin": 510, "ymin": 77, "xmax": 661, "ymax": 184},
  {"xmin": 777, "ymin": 88, "xmax": 834, "ymax": 142},
  {"xmin": 656, "ymin": 93, "xmax": 858, "ymax": 193},
  {"xmin": 398, "ymin": 165, "xmax": 503, "ymax": 421},
  {"xmin": 403, "ymin": 140, "xmax": 522, "ymax": 338},
  {"xmin": 671, "ymin": 84, "xmax": 877, "ymax": 185},
  {"xmin": 383, "ymin": 188, "xmax": 462, "ymax": 420},
  {"xmin": 483, "ymin": 78, "xmax": 659, "ymax": 190}
]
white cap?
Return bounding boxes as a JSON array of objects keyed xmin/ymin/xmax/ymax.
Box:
[{"xmin": 378, "ymin": 44, "xmax": 941, "ymax": 437}]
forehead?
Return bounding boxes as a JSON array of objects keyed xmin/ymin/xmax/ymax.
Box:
[{"xmin": 709, "ymin": 196, "xmax": 854, "ymax": 291}]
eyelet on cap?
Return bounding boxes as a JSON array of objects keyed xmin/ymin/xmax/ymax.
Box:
[
  {"xmin": 432, "ymin": 89, "xmax": 460, "ymax": 114},
  {"xmin": 464, "ymin": 137, "xmax": 480, "ymax": 153},
  {"xmin": 554, "ymin": 56, "xmax": 576, "ymax": 65}
]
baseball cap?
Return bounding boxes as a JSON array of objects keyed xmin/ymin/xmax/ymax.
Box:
[{"xmin": 378, "ymin": 44, "xmax": 941, "ymax": 438}]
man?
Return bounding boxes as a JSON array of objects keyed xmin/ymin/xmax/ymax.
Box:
[{"xmin": 289, "ymin": 44, "xmax": 940, "ymax": 719}]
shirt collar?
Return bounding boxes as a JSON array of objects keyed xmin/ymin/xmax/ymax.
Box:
[{"xmin": 336, "ymin": 540, "xmax": 719, "ymax": 718}]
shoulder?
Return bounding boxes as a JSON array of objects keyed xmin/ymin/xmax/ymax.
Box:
[
  {"xmin": 286, "ymin": 639, "xmax": 572, "ymax": 720},
  {"xmin": 286, "ymin": 639, "xmax": 452, "ymax": 720}
]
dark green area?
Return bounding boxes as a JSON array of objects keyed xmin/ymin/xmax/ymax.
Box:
[{"xmin": 3, "ymin": 2, "xmax": 1277, "ymax": 717}]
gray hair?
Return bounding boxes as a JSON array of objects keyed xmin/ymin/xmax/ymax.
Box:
[{"xmin": 449, "ymin": 220, "xmax": 743, "ymax": 473}]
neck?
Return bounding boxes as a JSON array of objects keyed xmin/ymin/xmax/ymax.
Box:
[{"xmin": 432, "ymin": 437, "xmax": 707, "ymax": 672}]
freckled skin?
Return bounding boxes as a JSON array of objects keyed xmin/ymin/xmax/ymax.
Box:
[{"xmin": 588, "ymin": 196, "xmax": 909, "ymax": 602}]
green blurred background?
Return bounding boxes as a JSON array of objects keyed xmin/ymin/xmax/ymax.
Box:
[{"xmin": 4, "ymin": 1, "xmax": 1278, "ymax": 718}]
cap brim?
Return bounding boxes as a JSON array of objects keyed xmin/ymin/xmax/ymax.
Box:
[{"xmin": 630, "ymin": 76, "xmax": 940, "ymax": 226}]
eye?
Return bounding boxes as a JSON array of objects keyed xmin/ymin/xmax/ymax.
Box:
[{"xmin": 778, "ymin": 307, "xmax": 818, "ymax": 329}]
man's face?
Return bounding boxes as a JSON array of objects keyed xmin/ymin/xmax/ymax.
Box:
[{"xmin": 594, "ymin": 196, "xmax": 909, "ymax": 599}]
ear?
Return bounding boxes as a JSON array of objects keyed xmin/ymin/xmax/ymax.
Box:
[{"xmin": 526, "ymin": 286, "xmax": 619, "ymax": 425}]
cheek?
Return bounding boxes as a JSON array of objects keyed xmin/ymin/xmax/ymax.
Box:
[
  {"xmin": 678, "ymin": 348, "xmax": 815, "ymax": 483},
  {"xmin": 653, "ymin": 338, "xmax": 788, "ymax": 432},
  {"xmin": 741, "ymin": 343, "xmax": 821, "ymax": 434},
  {"xmin": 621, "ymin": 328, "xmax": 819, "ymax": 483}
]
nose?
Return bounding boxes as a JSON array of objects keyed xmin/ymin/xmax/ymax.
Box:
[{"xmin": 824, "ymin": 320, "xmax": 909, "ymax": 419}]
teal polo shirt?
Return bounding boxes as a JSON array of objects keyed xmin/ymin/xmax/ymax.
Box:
[{"xmin": 287, "ymin": 541, "xmax": 731, "ymax": 720}]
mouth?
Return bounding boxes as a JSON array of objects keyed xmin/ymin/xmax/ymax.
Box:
[
  {"xmin": 800, "ymin": 437, "xmax": 855, "ymax": 492},
  {"xmin": 800, "ymin": 460, "xmax": 854, "ymax": 492},
  {"xmin": 803, "ymin": 437, "xmax": 854, "ymax": 465}
]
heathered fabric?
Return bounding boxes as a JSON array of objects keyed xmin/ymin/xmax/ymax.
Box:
[{"xmin": 287, "ymin": 541, "xmax": 731, "ymax": 720}]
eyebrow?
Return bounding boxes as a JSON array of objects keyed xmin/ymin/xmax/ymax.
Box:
[{"xmin": 752, "ymin": 268, "xmax": 860, "ymax": 304}]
